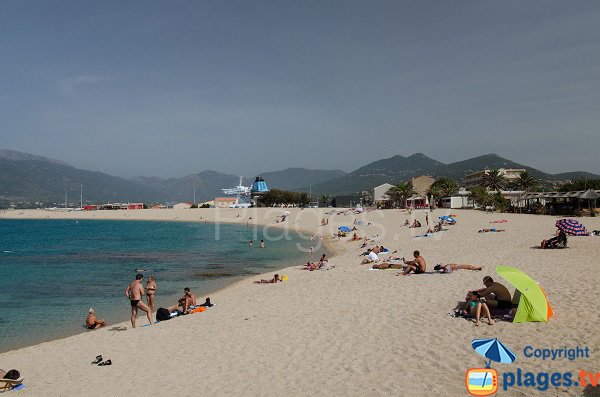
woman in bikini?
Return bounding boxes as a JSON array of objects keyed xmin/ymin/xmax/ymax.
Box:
[{"xmin": 145, "ymin": 276, "xmax": 157, "ymax": 312}]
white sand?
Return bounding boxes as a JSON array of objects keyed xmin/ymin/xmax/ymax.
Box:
[{"xmin": 1, "ymin": 208, "xmax": 599, "ymax": 396}]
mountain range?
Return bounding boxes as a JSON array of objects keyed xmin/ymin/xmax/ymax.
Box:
[{"xmin": 0, "ymin": 149, "xmax": 598, "ymax": 206}]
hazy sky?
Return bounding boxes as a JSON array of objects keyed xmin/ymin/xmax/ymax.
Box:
[{"xmin": 2, "ymin": 1, "xmax": 600, "ymax": 178}]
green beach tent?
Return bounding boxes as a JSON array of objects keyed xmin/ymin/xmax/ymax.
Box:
[{"xmin": 496, "ymin": 266, "xmax": 553, "ymax": 323}]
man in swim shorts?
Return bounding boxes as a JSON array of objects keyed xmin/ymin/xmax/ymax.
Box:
[
  {"xmin": 125, "ymin": 274, "xmax": 152, "ymax": 328},
  {"xmin": 401, "ymin": 250, "xmax": 426, "ymax": 275},
  {"xmin": 475, "ymin": 276, "xmax": 512, "ymax": 309}
]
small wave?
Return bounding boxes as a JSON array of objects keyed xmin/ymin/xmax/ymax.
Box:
[{"xmin": 2, "ymin": 250, "xmax": 12, "ymax": 253}]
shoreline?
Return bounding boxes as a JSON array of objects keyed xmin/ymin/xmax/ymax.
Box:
[
  {"xmin": 0, "ymin": 208, "xmax": 336, "ymax": 353},
  {"xmin": 1, "ymin": 208, "xmax": 599, "ymax": 396}
]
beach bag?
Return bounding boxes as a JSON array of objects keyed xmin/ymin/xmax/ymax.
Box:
[{"xmin": 156, "ymin": 308, "xmax": 171, "ymax": 322}]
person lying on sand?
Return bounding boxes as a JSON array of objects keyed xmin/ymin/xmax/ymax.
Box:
[
  {"xmin": 400, "ymin": 251, "xmax": 426, "ymax": 275},
  {"xmin": 372, "ymin": 259, "xmax": 405, "ymax": 270},
  {"xmin": 434, "ymin": 263, "xmax": 482, "ymax": 273},
  {"xmin": 254, "ymin": 274, "xmax": 281, "ymax": 283},
  {"xmin": 478, "ymin": 228, "xmax": 505, "ymax": 233},
  {"xmin": 465, "ymin": 292, "xmax": 494, "ymax": 326},
  {"xmin": 475, "ymin": 276, "xmax": 512, "ymax": 309},
  {"xmin": 361, "ymin": 249, "xmax": 379, "ymax": 264},
  {"xmin": 85, "ymin": 308, "xmax": 106, "ymax": 329}
]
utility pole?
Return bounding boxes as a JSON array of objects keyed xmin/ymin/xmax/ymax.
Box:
[
  {"xmin": 80, "ymin": 184, "xmax": 83, "ymax": 208},
  {"xmin": 64, "ymin": 188, "xmax": 68, "ymax": 209},
  {"xmin": 193, "ymin": 186, "xmax": 196, "ymax": 205}
]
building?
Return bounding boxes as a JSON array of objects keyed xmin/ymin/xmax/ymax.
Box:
[
  {"xmin": 173, "ymin": 202, "xmax": 193, "ymax": 210},
  {"xmin": 373, "ymin": 183, "xmax": 395, "ymax": 208},
  {"xmin": 441, "ymin": 189, "xmax": 473, "ymax": 209},
  {"xmin": 214, "ymin": 197, "xmax": 238, "ymax": 208},
  {"xmin": 463, "ymin": 168, "xmax": 526, "ymax": 188},
  {"xmin": 411, "ymin": 175, "xmax": 436, "ymax": 196}
]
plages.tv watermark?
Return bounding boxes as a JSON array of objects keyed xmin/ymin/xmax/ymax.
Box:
[
  {"xmin": 211, "ymin": 206, "xmax": 453, "ymax": 253},
  {"xmin": 466, "ymin": 338, "xmax": 597, "ymax": 396}
]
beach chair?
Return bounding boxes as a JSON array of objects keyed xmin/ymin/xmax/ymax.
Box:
[{"xmin": 0, "ymin": 377, "xmax": 24, "ymax": 392}]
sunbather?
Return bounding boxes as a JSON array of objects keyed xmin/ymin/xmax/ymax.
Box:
[
  {"xmin": 478, "ymin": 228, "xmax": 505, "ymax": 233},
  {"xmin": 541, "ymin": 229, "xmax": 567, "ymax": 249},
  {"xmin": 475, "ymin": 276, "xmax": 512, "ymax": 309},
  {"xmin": 372, "ymin": 260, "xmax": 405, "ymax": 270},
  {"xmin": 85, "ymin": 308, "xmax": 106, "ymax": 329},
  {"xmin": 254, "ymin": 274, "xmax": 281, "ymax": 283},
  {"xmin": 434, "ymin": 263, "xmax": 483, "ymax": 273},
  {"xmin": 349, "ymin": 232, "xmax": 361, "ymax": 241},
  {"xmin": 409, "ymin": 220, "xmax": 422, "ymax": 228},
  {"xmin": 400, "ymin": 251, "xmax": 426, "ymax": 275},
  {"xmin": 465, "ymin": 292, "xmax": 494, "ymax": 326},
  {"xmin": 361, "ymin": 249, "xmax": 379, "ymax": 264}
]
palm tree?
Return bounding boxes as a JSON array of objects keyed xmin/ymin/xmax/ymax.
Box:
[
  {"xmin": 319, "ymin": 194, "xmax": 330, "ymax": 207},
  {"xmin": 426, "ymin": 185, "xmax": 441, "ymax": 209},
  {"xmin": 386, "ymin": 182, "xmax": 413, "ymax": 208},
  {"xmin": 435, "ymin": 177, "xmax": 459, "ymax": 198},
  {"xmin": 513, "ymin": 171, "xmax": 537, "ymax": 191},
  {"xmin": 512, "ymin": 171, "xmax": 537, "ymax": 211},
  {"xmin": 482, "ymin": 169, "xmax": 507, "ymax": 191},
  {"xmin": 469, "ymin": 186, "xmax": 492, "ymax": 209}
]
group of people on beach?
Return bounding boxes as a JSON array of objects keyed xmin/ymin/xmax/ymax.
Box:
[
  {"xmin": 86, "ymin": 272, "xmax": 211, "ymax": 329},
  {"xmin": 458, "ymin": 276, "xmax": 514, "ymax": 326}
]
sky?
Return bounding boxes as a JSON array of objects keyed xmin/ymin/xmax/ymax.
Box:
[{"xmin": 1, "ymin": 1, "xmax": 600, "ymax": 178}]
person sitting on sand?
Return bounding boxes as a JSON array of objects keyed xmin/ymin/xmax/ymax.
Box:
[
  {"xmin": 85, "ymin": 308, "xmax": 106, "ymax": 329},
  {"xmin": 478, "ymin": 228, "xmax": 505, "ymax": 233},
  {"xmin": 361, "ymin": 249, "xmax": 379, "ymax": 264},
  {"xmin": 409, "ymin": 219, "xmax": 422, "ymax": 228},
  {"xmin": 465, "ymin": 292, "xmax": 494, "ymax": 326},
  {"xmin": 400, "ymin": 250, "xmax": 426, "ymax": 275},
  {"xmin": 434, "ymin": 263, "xmax": 483, "ymax": 273},
  {"xmin": 254, "ymin": 274, "xmax": 281, "ymax": 283},
  {"xmin": 475, "ymin": 276, "xmax": 512, "ymax": 309},
  {"xmin": 403, "ymin": 219, "xmax": 410, "ymax": 226},
  {"xmin": 542, "ymin": 229, "xmax": 567, "ymax": 248},
  {"xmin": 349, "ymin": 232, "xmax": 360, "ymax": 241},
  {"xmin": 168, "ymin": 287, "xmax": 197, "ymax": 313},
  {"xmin": 319, "ymin": 254, "xmax": 328, "ymax": 264}
]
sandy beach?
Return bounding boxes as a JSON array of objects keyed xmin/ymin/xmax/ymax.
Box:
[{"xmin": 1, "ymin": 207, "xmax": 599, "ymax": 396}]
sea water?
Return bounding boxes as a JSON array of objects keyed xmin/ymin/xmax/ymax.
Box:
[{"xmin": 0, "ymin": 219, "xmax": 318, "ymax": 352}]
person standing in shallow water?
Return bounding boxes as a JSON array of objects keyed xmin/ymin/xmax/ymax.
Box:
[
  {"xmin": 260, "ymin": 240, "xmax": 265, "ymax": 248},
  {"xmin": 125, "ymin": 274, "xmax": 152, "ymax": 328},
  {"xmin": 145, "ymin": 275, "xmax": 157, "ymax": 312}
]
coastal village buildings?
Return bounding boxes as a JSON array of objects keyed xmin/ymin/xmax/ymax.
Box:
[
  {"xmin": 214, "ymin": 197, "xmax": 238, "ymax": 208},
  {"xmin": 463, "ymin": 168, "xmax": 526, "ymax": 188},
  {"xmin": 373, "ymin": 183, "xmax": 394, "ymax": 208}
]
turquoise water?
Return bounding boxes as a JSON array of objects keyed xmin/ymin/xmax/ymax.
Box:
[{"xmin": 0, "ymin": 219, "xmax": 318, "ymax": 352}]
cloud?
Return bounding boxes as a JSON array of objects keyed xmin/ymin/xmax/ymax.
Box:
[{"xmin": 57, "ymin": 75, "xmax": 102, "ymax": 96}]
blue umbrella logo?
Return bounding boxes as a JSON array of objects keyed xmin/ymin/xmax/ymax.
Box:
[{"xmin": 469, "ymin": 338, "xmax": 517, "ymax": 393}]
